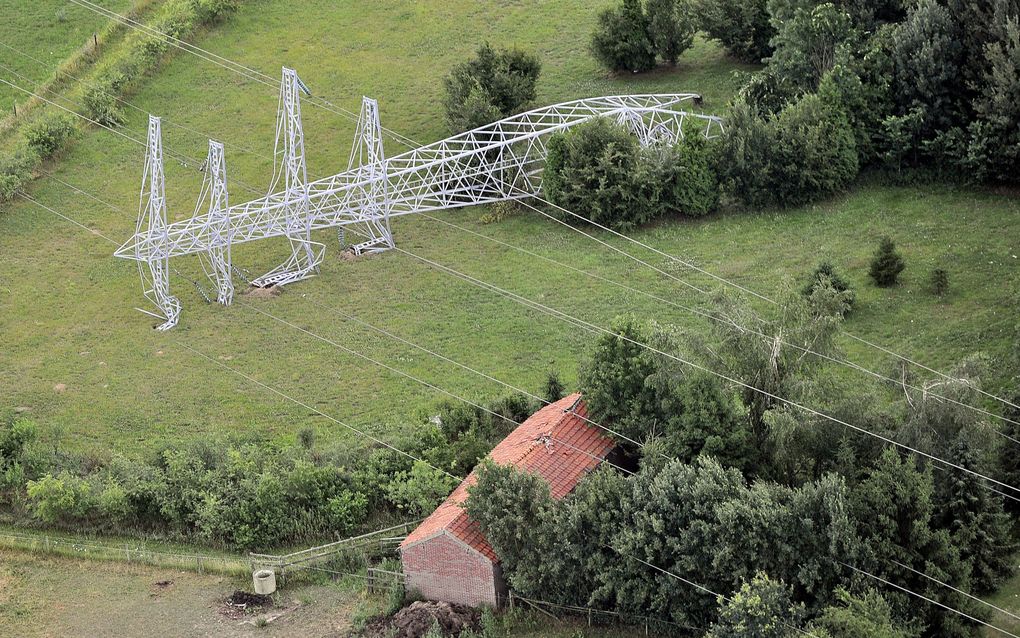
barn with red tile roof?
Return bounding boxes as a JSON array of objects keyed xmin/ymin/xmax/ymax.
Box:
[{"xmin": 399, "ymin": 393, "xmax": 616, "ymax": 608}]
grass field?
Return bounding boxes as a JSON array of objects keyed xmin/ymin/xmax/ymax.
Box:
[
  {"xmin": 0, "ymin": 0, "xmax": 138, "ymax": 108},
  {"xmin": 1, "ymin": 0, "xmax": 1018, "ymax": 465}
]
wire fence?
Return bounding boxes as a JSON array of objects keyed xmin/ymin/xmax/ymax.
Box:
[
  {"xmin": 0, "ymin": 530, "xmax": 250, "ymax": 576},
  {"xmin": 249, "ymin": 519, "xmax": 417, "ymax": 584},
  {"xmin": 509, "ymin": 593, "xmax": 702, "ymax": 636}
]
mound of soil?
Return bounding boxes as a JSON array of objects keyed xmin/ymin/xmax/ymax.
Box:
[
  {"xmin": 362, "ymin": 601, "xmax": 480, "ymax": 638},
  {"xmin": 243, "ymin": 285, "xmax": 283, "ymax": 299},
  {"xmin": 226, "ymin": 590, "xmax": 273, "ymax": 608}
]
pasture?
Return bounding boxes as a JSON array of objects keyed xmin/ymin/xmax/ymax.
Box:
[{"xmin": 1, "ymin": 0, "xmax": 1017, "ymax": 467}]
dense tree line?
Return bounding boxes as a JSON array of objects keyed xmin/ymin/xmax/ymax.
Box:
[
  {"xmin": 585, "ymin": 0, "xmax": 1019, "ymax": 213},
  {"xmin": 464, "ymin": 284, "xmax": 1018, "ymax": 636},
  {"xmin": 0, "ymin": 392, "xmax": 544, "ymax": 551}
]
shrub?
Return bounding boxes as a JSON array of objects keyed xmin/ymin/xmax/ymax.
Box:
[
  {"xmin": 97, "ymin": 480, "xmax": 132, "ymax": 525},
  {"xmin": 443, "ymin": 43, "xmax": 541, "ymax": 133},
  {"xmin": 27, "ymin": 471, "xmax": 95, "ymax": 524},
  {"xmin": 651, "ymin": 134, "xmax": 720, "ymax": 217},
  {"xmin": 385, "ymin": 461, "xmax": 457, "ymax": 517},
  {"xmin": 715, "ymin": 93, "xmax": 858, "ymax": 208},
  {"xmin": 869, "ymin": 237, "xmax": 905, "ymax": 287},
  {"xmin": 544, "ymin": 118, "xmax": 644, "ymax": 230},
  {"xmin": 802, "ymin": 262, "xmax": 855, "ymax": 313},
  {"xmin": 543, "ymin": 371, "xmax": 566, "ymax": 403},
  {"xmin": 590, "ymin": 0, "xmax": 656, "ymax": 73},
  {"xmin": 0, "ymin": 146, "xmax": 40, "ymax": 202},
  {"xmin": 646, "ymin": 0, "xmax": 696, "ymax": 64},
  {"xmin": 930, "ymin": 267, "xmax": 949, "ymax": 296},
  {"xmin": 24, "ymin": 114, "xmax": 79, "ymax": 158},
  {"xmin": 694, "ymin": 0, "xmax": 774, "ymax": 63}
]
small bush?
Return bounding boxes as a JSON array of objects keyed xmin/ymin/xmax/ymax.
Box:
[
  {"xmin": 802, "ymin": 262, "xmax": 855, "ymax": 313},
  {"xmin": 24, "ymin": 113, "xmax": 79, "ymax": 158},
  {"xmin": 82, "ymin": 82, "xmax": 125, "ymax": 126},
  {"xmin": 930, "ymin": 267, "xmax": 949, "ymax": 296},
  {"xmin": 298, "ymin": 427, "xmax": 315, "ymax": 450},
  {"xmin": 480, "ymin": 200, "xmax": 521, "ymax": 224},
  {"xmin": 869, "ymin": 237, "xmax": 905, "ymax": 287},
  {"xmin": 590, "ymin": 0, "xmax": 656, "ymax": 73}
]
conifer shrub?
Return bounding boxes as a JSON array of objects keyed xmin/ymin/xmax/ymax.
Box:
[{"xmin": 868, "ymin": 237, "xmax": 905, "ymax": 287}]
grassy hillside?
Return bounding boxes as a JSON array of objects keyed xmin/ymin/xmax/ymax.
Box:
[{"xmin": 0, "ymin": 0, "xmax": 1017, "ymax": 467}]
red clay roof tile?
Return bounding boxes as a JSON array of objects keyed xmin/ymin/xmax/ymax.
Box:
[{"xmin": 400, "ymin": 394, "xmax": 615, "ymax": 561}]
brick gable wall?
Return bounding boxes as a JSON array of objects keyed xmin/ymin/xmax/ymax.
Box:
[{"xmin": 401, "ymin": 532, "xmax": 500, "ymax": 608}]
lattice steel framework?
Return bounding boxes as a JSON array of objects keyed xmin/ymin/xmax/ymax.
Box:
[{"xmin": 115, "ymin": 67, "xmax": 723, "ymax": 329}]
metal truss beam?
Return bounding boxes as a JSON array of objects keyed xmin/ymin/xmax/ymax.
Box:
[{"xmin": 115, "ymin": 68, "xmax": 723, "ymax": 327}]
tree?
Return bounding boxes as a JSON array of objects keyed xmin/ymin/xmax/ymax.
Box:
[
  {"xmin": 577, "ymin": 315, "xmax": 661, "ymax": 442},
  {"xmin": 849, "ymin": 448, "xmax": 975, "ymax": 638},
  {"xmin": 464, "ymin": 460, "xmax": 560, "ymax": 598},
  {"xmin": 868, "ymin": 237, "xmax": 905, "ymax": 287},
  {"xmin": 890, "ymin": 0, "xmax": 962, "ymax": 139},
  {"xmin": 706, "ymin": 573, "xmax": 805, "ymax": 638},
  {"xmin": 646, "ymin": 0, "xmax": 696, "ymax": 64},
  {"xmin": 650, "ymin": 370, "xmax": 757, "ymax": 472},
  {"xmin": 606, "ymin": 459, "xmax": 857, "ymax": 626},
  {"xmin": 694, "ymin": 0, "xmax": 775, "ymax": 62},
  {"xmin": 688, "ymin": 287, "xmax": 848, "ymax": 446},
  {"xmin": 936, "ymin": 440, "xmax": 1014, "ymax": 593},
  {"xmin": 998, "ymin": 387, "xmax": 1020, "ymax": 514},
  {"xmin": 767, "ymin": 1, "xmax": 856, "ymax": 90},
  {"xmin": 651, "ymin": 134, "xmax": 720, "ymax": 217},
  {"xmin": 590, "ymin": 0, "xmax": 657, "ymax": 73},
  {"xmin": 964, "ymin": 10, "xmax": 1020, "ymax": 182},
  {"xmin": 808, "ymin": 588, "xmax": 916, "ymax": 638},
  {"xmin": 443, "ymin": 43, "xmax": 541, "ymax": 133}
]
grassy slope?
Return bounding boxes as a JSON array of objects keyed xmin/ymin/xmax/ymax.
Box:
[
  {"xmin": 0, "ymin": 0, "xmax": 1017, "ymax": 469},
  {"xmin": 0, "ymin": 0, "xmax": 136, "ymax": 107}
]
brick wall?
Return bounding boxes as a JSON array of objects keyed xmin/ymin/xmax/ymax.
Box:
[{"xmin": 401, "ymin": 532, "xmax": 500, "ymax": 607}]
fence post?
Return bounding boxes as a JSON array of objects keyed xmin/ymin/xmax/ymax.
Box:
[
  {"xmin": 367, "ymin": 568, "xmax": 375, "ymax": 594},
  {"xmin": 197, "ymin": 557, "xmax": 203, "ymax": 574},
  {"xmin": 125, "ymin": 544, "xmax": 130, "ymax": 562},
  {"xmin": 44, "ymin": 536, "xmax": 49, "ymax": 553},
  {"xmin": 93, "ymin": 33, "xmax": 98, "ymax": 49}
]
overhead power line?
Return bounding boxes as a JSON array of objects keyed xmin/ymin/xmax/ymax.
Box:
[
  {"xmin": 67, "ymin": 0, "xmax": 1020, "ymax": 417},
  {"xmin": 21, "ymin": 185, "xmax": 1019, "ymax": 638}
]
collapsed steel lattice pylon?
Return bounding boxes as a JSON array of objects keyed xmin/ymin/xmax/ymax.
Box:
[{"xmin": 115, "ymin": 67, "xmax": 724, "ymax": 329}]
